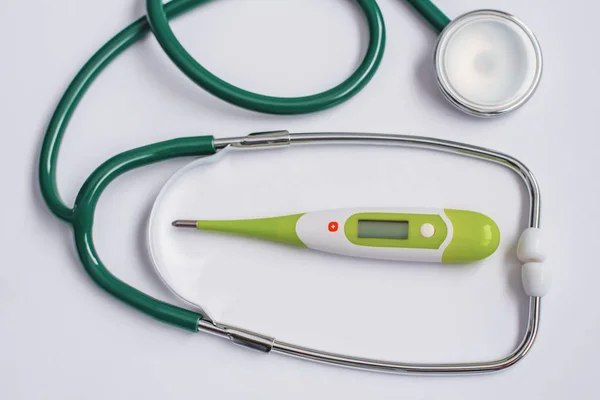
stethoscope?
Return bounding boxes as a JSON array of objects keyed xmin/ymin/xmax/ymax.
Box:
[{"xmin": 39, "ymin": 0, "xmax": 548, "ymax": 375}]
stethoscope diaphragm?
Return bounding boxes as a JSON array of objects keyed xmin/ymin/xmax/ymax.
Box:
[{"xmin": 434, "ymin": 10, "xmax": 543, "ymax": 117}]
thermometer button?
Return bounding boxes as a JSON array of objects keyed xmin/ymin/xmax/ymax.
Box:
[{"xmin": 420, "ymin": 223, "xmax": 435, "ymax": 238}]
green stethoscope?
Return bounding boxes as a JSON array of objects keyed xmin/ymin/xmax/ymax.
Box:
[{"xmin": 39, "ymin": 0, "xmax": 548, "ymax": 375}]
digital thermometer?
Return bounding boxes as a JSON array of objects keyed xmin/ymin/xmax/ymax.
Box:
[{"xmin": 173, "ymin": 208, "xmax": 500, "ymax": 263}]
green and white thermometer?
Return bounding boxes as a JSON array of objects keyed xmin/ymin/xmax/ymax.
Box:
[{"xmin": 173, "ymin": 208, "xmax": 500, "ymax": 263}]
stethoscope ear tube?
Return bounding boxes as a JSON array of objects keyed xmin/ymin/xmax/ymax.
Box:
[
  {"xmin": 72, "ymin": 136, "xmax": 217, "ymax": 332},
  {"xmin": 145, "ymin": 0, "xmax": 386, "ymax": 114}
]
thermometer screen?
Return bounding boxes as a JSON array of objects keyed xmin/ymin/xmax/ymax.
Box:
[{"xmin": 357, "ymin": 220, "xmax": 409, "ymax": 240}]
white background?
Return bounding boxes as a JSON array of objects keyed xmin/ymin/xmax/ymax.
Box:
[{"xmin": 1, "ymin": 0, "xmax": 597, "ymax": 398}]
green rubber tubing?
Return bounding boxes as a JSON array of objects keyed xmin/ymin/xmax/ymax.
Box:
[
  {"xmin": 405, "ymin": 0, "xmax": 451, "ymax": 33},
  {"xmin": 38, "ymin": 0, "xmax": 449, "ymax": 332}
]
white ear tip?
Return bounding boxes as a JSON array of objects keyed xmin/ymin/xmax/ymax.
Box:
[
  {"xmin": 517, "ymin": 227, "xmax": 546, "ymax": 262},
  {"xmin": 522, "ymin": 261, "xmax": 551, "ymax": 297}
]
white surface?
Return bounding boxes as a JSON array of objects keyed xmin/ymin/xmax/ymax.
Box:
[
  {"xmin": 1, "ymin": 0, "xmax": 599, "ymax": 399},
  {"xmin": 517, "ymin": 227, "xmax": 546, "ymax": 262},
  {"xmin": 438, "ymin": 12, "xmax": 539, "ymax": 110}
]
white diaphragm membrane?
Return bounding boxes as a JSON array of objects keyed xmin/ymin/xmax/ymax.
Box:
[{"xmin": 435, "ymin": 10, "xmax": 542, "ymax": 116}]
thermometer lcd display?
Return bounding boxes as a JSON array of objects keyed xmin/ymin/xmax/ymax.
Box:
[{"xmin": 357, "ymin": 220, "xmax": 409, "ymax": 240}]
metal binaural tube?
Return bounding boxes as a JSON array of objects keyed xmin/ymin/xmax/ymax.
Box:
[
  {"xmin": 216, "ymin": 132, "xmax": 540, "ymax": 227},
  {"xmin": 204, "ymin": 131, "xmax": 543, "ymax": 374}
]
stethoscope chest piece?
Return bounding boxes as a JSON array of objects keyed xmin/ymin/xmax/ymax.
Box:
[{"xmin": 434, "ymin": 10, "xmax": 543, "ymax": 117}]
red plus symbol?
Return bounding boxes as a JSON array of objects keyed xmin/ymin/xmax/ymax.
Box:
[{"xmin": 328, "ymin": 221, "xmax": 339, "ymax": 232}]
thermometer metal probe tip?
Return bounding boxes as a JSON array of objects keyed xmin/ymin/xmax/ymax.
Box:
[{"xmin": 172, "ymin": 220, "xmax": 197, "ymax": 228}]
